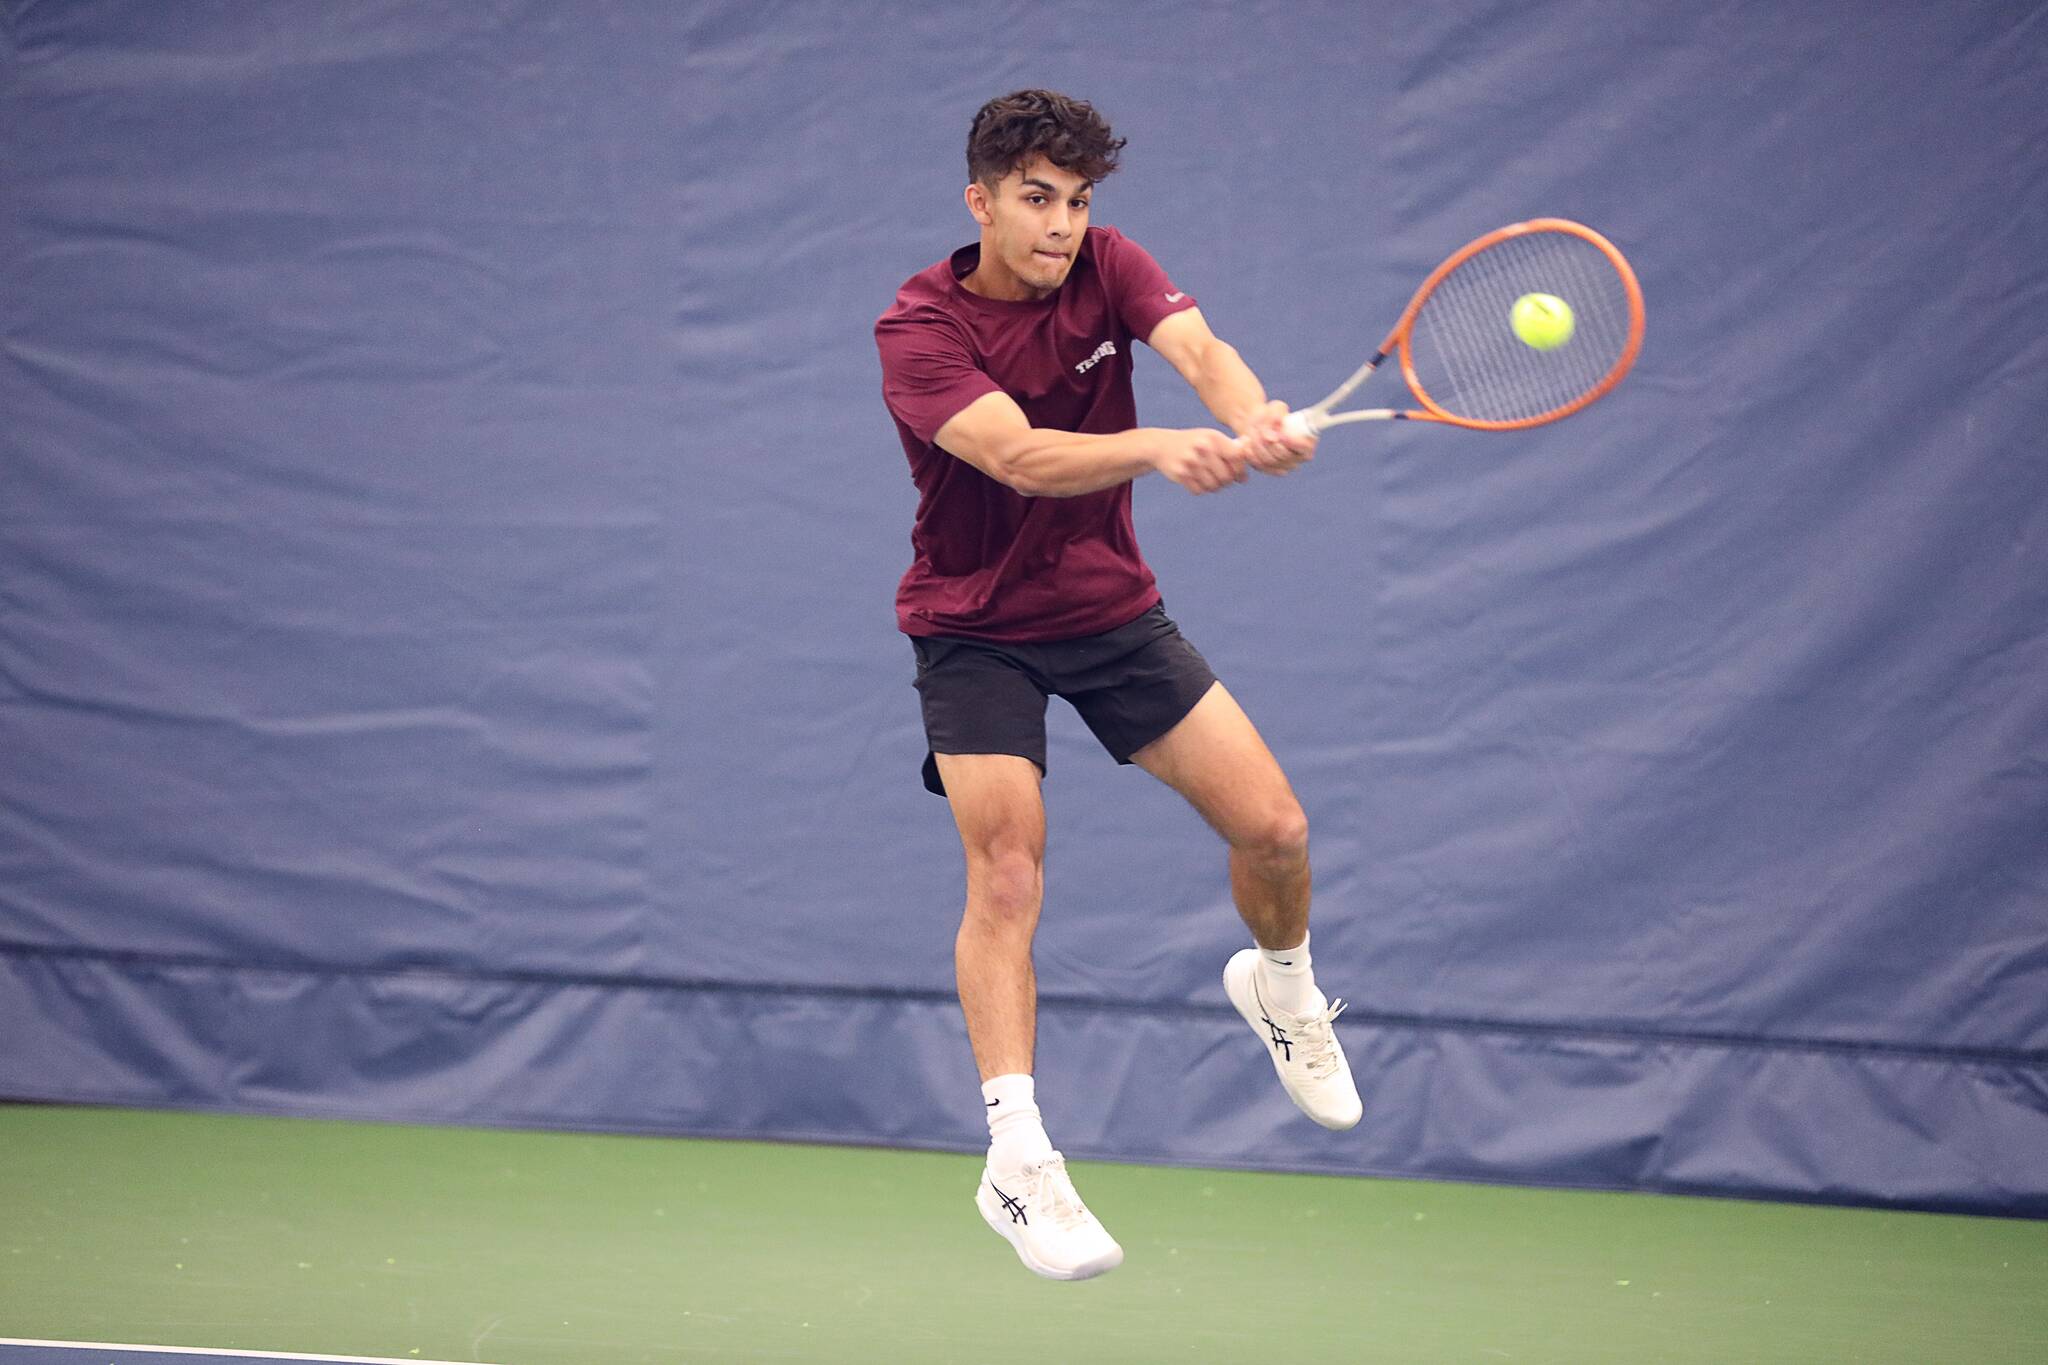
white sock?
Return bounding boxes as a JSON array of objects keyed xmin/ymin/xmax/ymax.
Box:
[
  {"xmin": 1257, "ymin": 932, "xmax": 1326, "ymax": 1017},
  {"xmin": 982, "ymin": 1073, "xmax": 1053, "ymax": 1173}
]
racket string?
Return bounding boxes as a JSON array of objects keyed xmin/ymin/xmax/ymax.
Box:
[{"xmin": 1406, "ymin": 229, "xmax": 1636, "ymax": 424}]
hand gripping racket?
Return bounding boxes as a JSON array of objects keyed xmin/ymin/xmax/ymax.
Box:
[{"xmin": 1282, "ymin": 218, "xmax": 1645, "ymax": 439}]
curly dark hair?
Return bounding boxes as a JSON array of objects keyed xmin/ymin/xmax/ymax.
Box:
[{"xmin": 966, "ymin": 89, "xmax": 1126, "ymax": 187}]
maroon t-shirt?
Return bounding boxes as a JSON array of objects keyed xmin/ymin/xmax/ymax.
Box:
[{"xmin": 876, "ymin": 225, "xmax": 1198, "ymax": 641}]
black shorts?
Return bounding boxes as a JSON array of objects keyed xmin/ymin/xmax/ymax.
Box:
[{"xmin": 909, "ymin": 603, "xmax": 1219, "ymax": 796}]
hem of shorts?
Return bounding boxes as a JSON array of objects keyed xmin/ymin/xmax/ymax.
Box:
[
  {"xmin": 928, "ymin": 749, "xmax": 1049, "ymax": 773},
  {"xmin": 923, "ymin": 748, "xmax": 1049, "ymax": 798},
  {"xmin": 1104, "ymin": 676, "xmax": 1220, "ymax": 766}
]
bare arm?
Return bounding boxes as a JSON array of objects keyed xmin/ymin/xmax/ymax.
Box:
[
  {"xmin": 934, "ymin": 390, "xmax": 1247, "ymax": 498},
  {"xmin": 1147, "ymin": 307, "xmax": 1316, "ymax": 474}
]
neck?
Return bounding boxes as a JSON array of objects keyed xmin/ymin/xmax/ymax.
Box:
[{"xmin": 962, "ymin": 235, "xmax": 1057, "ymax": 303}]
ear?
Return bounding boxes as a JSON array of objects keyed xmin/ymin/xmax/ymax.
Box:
[{"xmin": 964, "ymin": 180, "xmax": 994, "ymax": 228}]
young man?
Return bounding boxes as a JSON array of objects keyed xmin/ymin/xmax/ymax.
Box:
[{"xmin": 875, "ymin": 90, "xmax": 1361, "ymax": 1282}]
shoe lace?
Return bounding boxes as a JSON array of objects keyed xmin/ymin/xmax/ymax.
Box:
[
  {"xmin": 1288, "ymin": 998, "xmax": 1349, "ymax": 1079},
  {"xmin": 1021, "ymin": 1153, "xmax": 1094, "ymax": 1231}
]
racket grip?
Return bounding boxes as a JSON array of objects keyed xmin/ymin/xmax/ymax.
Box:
[{"xmin": 1282, "ymin": 410, "xmax": 1322, "ymax": 440}]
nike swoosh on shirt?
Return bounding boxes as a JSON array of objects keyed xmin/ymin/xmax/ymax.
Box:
[{"xmin": 1164, "ymin": 290, "xmax": 1185, "ymax": 302}]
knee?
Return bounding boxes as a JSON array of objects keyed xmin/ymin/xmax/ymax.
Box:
[
  {"xmin": 1234, "ymin": 800, "xmax": 1309, "ymax": 867},
  {"xmin": 963, "ymin": 845, "xmax": 1043, "ymax": 932}
]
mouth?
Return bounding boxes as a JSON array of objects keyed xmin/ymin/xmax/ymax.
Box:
[{"xmin": 1032, "ymin": 249, "xmax": 1069, "ymax": 264}]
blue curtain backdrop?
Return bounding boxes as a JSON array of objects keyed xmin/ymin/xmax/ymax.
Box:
[{"xmin": 3, "ymin": 0, "xmax": 2044, "ymax": 1214}]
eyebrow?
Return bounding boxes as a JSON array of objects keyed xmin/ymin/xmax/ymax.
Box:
[{"xmin": 1020, "ymin": 177, "xmax": 1093, "ymax": 196}]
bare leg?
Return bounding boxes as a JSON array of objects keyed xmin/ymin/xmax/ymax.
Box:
[
  {"xmin": 1134, "ymin": 683, "xmax": 1360, "ymax": 1129},
  {"xmin": 933, "ymin": 752, "xmax": 1048, "ymax": 1081},
  {"xmin": 1131, "ymin": 683, "xmax": 1311, "ymax": 949}
]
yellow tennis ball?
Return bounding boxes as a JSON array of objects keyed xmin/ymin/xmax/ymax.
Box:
[{"xmin": 1511, "ymin": 292, "xmax": 1575, "ymax": 350}]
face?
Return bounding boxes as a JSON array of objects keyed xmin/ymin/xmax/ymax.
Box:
[{"xmin": 964, "ymin": 155, "xmax": 1094, "ymax": 300}]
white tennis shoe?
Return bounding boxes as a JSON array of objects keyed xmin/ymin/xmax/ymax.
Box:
[
  {"xmin": 1224, "ymin": 949, "xmax": 1363, "ymax": 1130},
  {"xmin": 976, "ymin": 1152, "xmax": 1124, "ymax": 1281}
]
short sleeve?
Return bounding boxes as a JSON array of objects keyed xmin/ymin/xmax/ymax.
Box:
[
  {"xmin": 1096, "ymin": 228, "xmax": 1198, "ymax": 346},
  {"xmin": 876, "ymin": 308, "xmax": 1002, "ymax": 445}
]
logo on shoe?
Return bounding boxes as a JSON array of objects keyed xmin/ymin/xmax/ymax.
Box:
[
  {"xmin": 1264, "ymin": 1015, "xmax": 1295, "ymax": 1060},
  {"xmin": 991, "ymin": 1181, "xmax": 1029, "ymax": 1225},
  {"xmin": 1253, "ymin": 979, "xmax": 1294, "ymax": 1060}
]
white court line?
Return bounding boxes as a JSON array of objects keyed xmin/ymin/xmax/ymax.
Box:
[{"xmin": 0, "ymin": 1340, "xmax": 479, "ymax": 1365}]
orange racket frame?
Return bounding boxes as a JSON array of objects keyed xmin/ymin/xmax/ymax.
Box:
[{"xmin": 1283, "ymin": 218, "xmax": 1646, "ymax": 436}]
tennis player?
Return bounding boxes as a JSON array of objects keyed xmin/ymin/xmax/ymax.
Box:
[{"xmin": 876, "ymin": 90, "xmax": 1361, "ymax": 1281}]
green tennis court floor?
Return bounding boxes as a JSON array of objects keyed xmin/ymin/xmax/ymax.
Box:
[{"xmin": 1, "ymin": 1105, "xmax": 2042, "ymax": 1364}]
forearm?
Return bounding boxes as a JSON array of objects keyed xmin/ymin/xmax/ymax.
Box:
[
  {"xmin": 933, "ymin": 388, "xmax": 1245, "ymax": 498},
  {"xmin": 1146, "ymin": 308, "xmax": 1312, "ymax": 477},
  {"xmin": 986, "ymin": 426, "xmax": 1166, "ymax": 498},
  {"xmin": 1183, "ymin": 338, "xmax": 1271, "ymax": 435}
]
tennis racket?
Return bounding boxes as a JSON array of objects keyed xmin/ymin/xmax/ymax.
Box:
[{"xmin": 1282, "ymin": 218, "xmax": 1644, "ymax": 439}]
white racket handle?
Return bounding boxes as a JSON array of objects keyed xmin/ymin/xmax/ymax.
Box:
[{"xmin": 1282, "ymin": 409, "xmax": 1323, "ymax": 440}]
